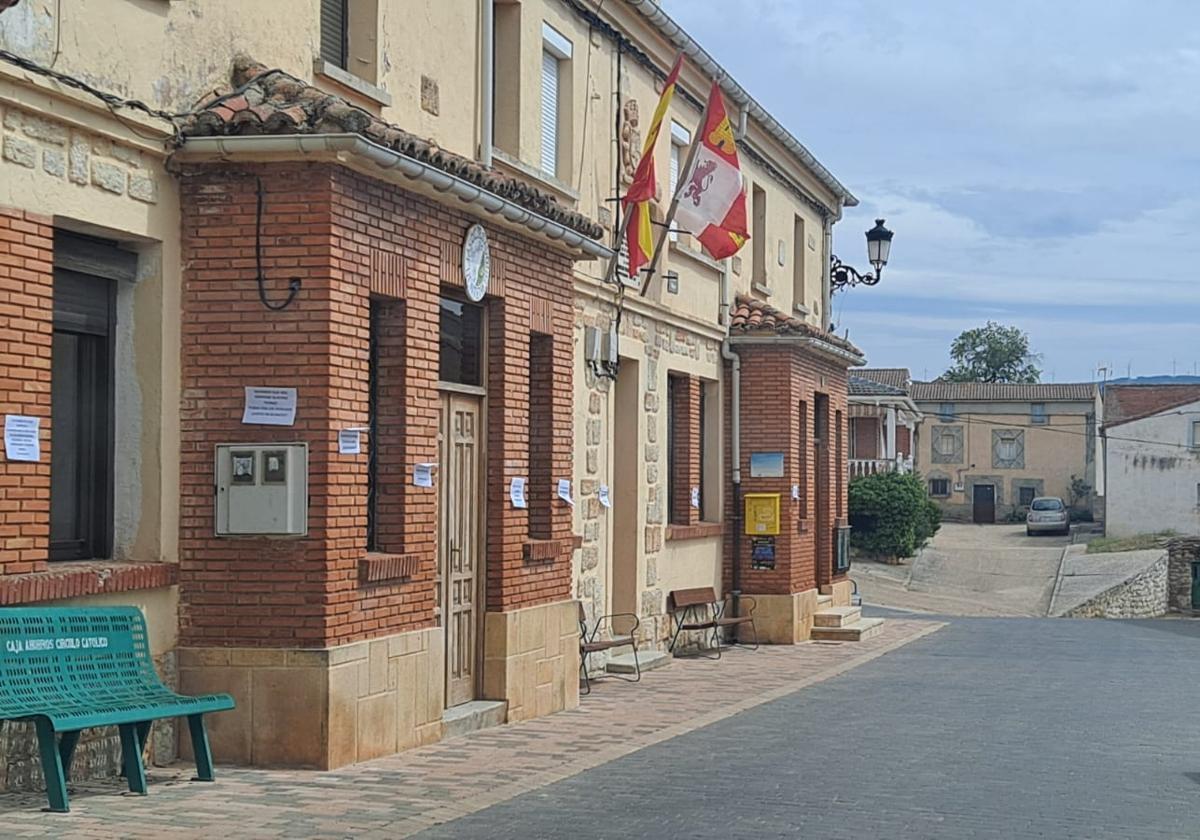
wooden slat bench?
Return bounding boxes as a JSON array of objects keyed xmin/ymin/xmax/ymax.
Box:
[
  {"xmin": 667, "ymin": 587, "xmax": 758, "ymax": 658},
  {"xmin": 578, "ymin": 602, "xmax": 640, "ymax": 695},
  {"xmin": 0, "ymin": 607, "xmax": 236, "ymax": 813}
]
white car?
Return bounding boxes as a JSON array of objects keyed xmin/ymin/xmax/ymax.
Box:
[{"xmin": 1026, "ymin": 497, "xmax": 1069, "ymax": 536}]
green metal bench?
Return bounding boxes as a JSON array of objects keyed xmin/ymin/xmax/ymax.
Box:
[{"xmin": 0, "ymin": 606, "xmax": 235, "ymax": 812}]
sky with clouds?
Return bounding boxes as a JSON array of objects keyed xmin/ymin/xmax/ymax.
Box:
[{"xmin": 663, "ymin": 0, "xmax": 1200, "ymax": 382}]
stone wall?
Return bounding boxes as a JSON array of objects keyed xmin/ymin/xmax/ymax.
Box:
[
  {"xmin": 179, "ymin": 626, "xmax": 444, "ymax": 771},
  {"xmin": 1167, "ymin": 537, "xmax": 1200, "ymax": 613},
  {"xmin": 1064, "ymin": 554, "xmax": 1168, "ymax": 619},
  {"xmin": 574, "ymin": 298, "xmax": 723, "ymax": 651}
]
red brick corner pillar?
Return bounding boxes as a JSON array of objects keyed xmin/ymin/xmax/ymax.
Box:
[
  {"xmin": 176, "ymin": 163, "xmax": 443, "ymax": 769},
  {"xmin": 482, "ymin": 272, "xmax": 578, "ymax": 722},
  {"xmin": 0, "ymin": 208, "xmax": 53, "ymax": 576},
  {"xmin": 725, "ymin": 344, "xmax": 850, "ymax": 643}
]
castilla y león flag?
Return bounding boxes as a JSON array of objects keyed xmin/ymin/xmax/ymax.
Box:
[
  {"xmin": 673, "ymin": 81, "xmax": 749, "ymax": 261},
  {"xmin": 622, "ymin": 55, "xmax": 684, "ymax": 278}
]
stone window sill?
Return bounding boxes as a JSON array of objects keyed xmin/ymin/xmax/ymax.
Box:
[
  {"xmin": 666, "ymin": 522, "xmax": 724, "ymax": 541},
  {"xmin": 0, "ymin": 561, "xmax": 177, "ymax": 606},
  {"xmin": 490, "ymin": 147, "xmax": 580, "ymax": 204},
  {"xmin": 751, "ymin": 281, "xmax": 771, "ymax": 297},
  {"xmin": 668, "ymin": 240, "xmax": 722, "ymax": 274},
  {"xmin": 360, "ymin": 552, "xmax": 420, "ymax": 585},
  {"xmin": 313, "ymin": 60, "xmax": 393, "ymax": 109}
]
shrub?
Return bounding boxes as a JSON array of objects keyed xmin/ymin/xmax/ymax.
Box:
[{"xmin": 849, "ymin": 471, "xmax": 939, "ymax": 560}]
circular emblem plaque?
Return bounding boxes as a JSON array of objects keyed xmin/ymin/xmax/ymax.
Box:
[{"xmin": 462, "ymin": 224, "xmax": 491, "ymax": 302}]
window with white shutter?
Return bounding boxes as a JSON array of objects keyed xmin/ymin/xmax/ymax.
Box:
[
  {"xmin": 540, "ymin": 50, "xmax": 559, "ymax": 176},
  {"xmin": 668, "ymin": 122, "xmax": 690, "ymax": 242},
  {"xmin": 540, "ymin": 24, "xmax": 572, "ymax": 179}
]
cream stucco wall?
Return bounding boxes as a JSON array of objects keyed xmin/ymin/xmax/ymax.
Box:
[
  {"xmin": 0, "ymin": 66, "xmax": 181, "ymax": 566},
  {"xmin": 915, "ymin": 400, "xmax": 1097, "ymax": 520}
]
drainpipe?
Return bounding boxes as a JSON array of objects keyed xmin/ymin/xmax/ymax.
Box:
[
  {"xmin": 720, "ymin": 258, "xmax": 743, "ymax": 616},
  {"xmin": 480, "ymin": 0, "xmax": 494, "ymax": 167},
  {"xmin": 822, "ymin": 201, "xmax": 841, "ymax": 332}
]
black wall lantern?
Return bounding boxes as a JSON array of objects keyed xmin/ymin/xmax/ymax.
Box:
[{"xmin": 831, "ymin": 218, "xmax": 893, "ymax": 292}]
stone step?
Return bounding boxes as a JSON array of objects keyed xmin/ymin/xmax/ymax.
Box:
[
  {"xmin": 606, "ymin": 649, "xmax": 672, "ymax": 675},
  {"xmin": 817, "ymin": 594, "xmax": 834, "ymax": 607},
  {"xmin": 813, "ymin": 606, "xmax": 862, "ymax": 628},
  {"xmin": 810, "ymin": 617, "xmax": 885, "ymax": 642},
  {"xmin": 442, "ymin": 700, "xmax": 507, "ymax": 740}
]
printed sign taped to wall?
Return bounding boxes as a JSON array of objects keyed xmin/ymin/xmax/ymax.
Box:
[{"xmin": 743, "ymin": 493, "xmax": 780, "ymax": 536}]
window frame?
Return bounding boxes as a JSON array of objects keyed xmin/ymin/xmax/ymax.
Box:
[
  {"xmin": 1031, "ymin": 402, "xmax": 1048, "ymax": 424},
  {"xmin": 668, "ymin": 121, "xmax": 691, "ymax": 242},
  {"xmin": 320, "ymin": 0, "xmax": 349, "ymax": 70},
  {"xmin": 751, "ymin": 183, "xmax": 767, "ymax": 287},
  {"xmin": 1018, "ymin": 486, "xmax": 1036, "ymax": 507},
  {"xmin": 929, "ymin": 477, "xmax": 950, "ymax": 497},
  {"xmin": 1191, "ymin": 419, "xmax": 1200, "ymax": 450},
  {"xmin": 50, "ymin": 244, "xmax": 121, "ymax": 563},
  {"xmin": 939, "ymin": 402, "xmax": 955, "ymax": 421},
  {"xmin": 540, "ymin": 23, "xmax": 573, "ymax": 180}
]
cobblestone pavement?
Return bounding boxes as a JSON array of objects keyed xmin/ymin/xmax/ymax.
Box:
[
  {"xmin": 0, "ymin": 619, "xmax": 938, "ymax": 839},
  {"xmin": 854, "ymin": 523, "xmax": 1067, "ymax": 615},
  {"xmin": 413, "ymin": 611, "xmax": 1200, "ymax": 840}
]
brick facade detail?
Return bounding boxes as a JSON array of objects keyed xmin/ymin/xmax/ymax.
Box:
[
  {"xmin": 668, "ymin": 374, "xmax": 702, "ymax": 527},
  {"xmin": 0, "ymin": 208, "xmax": 53, "ymax": 577},
  {"xmin": 177, "ymin": 162, "xmax": 577, "ymax": 649},
  {"xmin": 724, "ymin": 344, "xmax": 850, "ymax": 596}
]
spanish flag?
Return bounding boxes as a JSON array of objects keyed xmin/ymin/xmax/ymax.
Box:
[{"xmin": 622, "ymin": 54, "xmax": 684, "ymax": 279}]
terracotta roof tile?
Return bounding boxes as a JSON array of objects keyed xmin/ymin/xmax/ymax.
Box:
[
  {"xmin": 856, "ymin": 368, "xmax": 911, "ymax": 390},
  {"xmin": 178, "ymin": 56, "xmax": 605, "ymax": 241},
  {"xmin": 910, "ymin": 381, "xmax": 1096, "ymax": 402},
  {"xmin": 729, "ymin": 295, "xmax": 862, "ymax": 356},
  {"xmin": 849, "ymin": 375, "xmax": 907, "ymax": 397}
]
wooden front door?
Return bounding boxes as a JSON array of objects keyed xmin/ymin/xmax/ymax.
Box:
[
  {"xmin": 972, "ymin": 484, "xmax": 996, "ymax": 524},
  {"xmin": 438, "ymin": 392, "xmax": 483, "ymax": 707}
]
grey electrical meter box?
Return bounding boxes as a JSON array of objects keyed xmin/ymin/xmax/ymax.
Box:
[{"xmin": 214, "ymin": 443, "xmax": 308, "ymax": 536}]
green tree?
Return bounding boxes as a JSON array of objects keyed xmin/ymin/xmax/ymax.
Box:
[
  {"xmin": 942, "ymin": 322, "xmax": 1041, "ymax": 383},
  {"xmin": 848, "ymin": 471, "xmax": 941, "ymax": 561}
]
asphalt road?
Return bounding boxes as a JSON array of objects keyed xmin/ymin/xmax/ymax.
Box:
[
  {"xmin": 412, "ymin": 611, "xmax": 1200, "ymax": 839},
  {"xmin": 854, "ymin": 523, "xmax": 1068, "ymax": 616}
]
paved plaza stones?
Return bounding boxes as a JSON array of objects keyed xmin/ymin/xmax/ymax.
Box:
[{"xmin": 3, "ymin": 611, "xmax": 1199, "ymax": 838}]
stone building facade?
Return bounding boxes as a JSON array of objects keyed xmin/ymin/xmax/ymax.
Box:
[
  {"xmin": 911, "ymin": 382, "xmax": 1101, "ymax": 523},
  {"xmin": 0, "ymin": 0, "xmax": 866, "ymax": 788}
]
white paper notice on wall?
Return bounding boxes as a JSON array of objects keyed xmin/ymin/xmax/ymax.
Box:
[
  {"xmin": 557, "ymin": 479, "xmax": 574, "ymax": 506},
  {"xmin": 690, "ymin": 486, "xmax": 701, "ymax": 509},
  {"xmin": 338, "ymin": 429, "xmax": 361, "ymax": 455},
  {"xmin": 242, "ymin": 387, "xmax": 297, "ymax": 426},
  {"xmin": 414, "ymin": 463, "xmax": 435, "ymax": 488},
  {"xmin": 791, "ymin": 484, "xmax": 800, "ymax": 501},
  {"xmin": 3, "ymin": 415, "xmax": 40, "ymax": 462},
  {"xmin": 510, "ymin": 477, "xmax": 528, "ymax": 509},
  {"xmin": 598, "ymin": 484, "xmax": 611, "ymax": 509}
]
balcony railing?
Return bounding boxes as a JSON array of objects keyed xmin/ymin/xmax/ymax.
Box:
[{"xmin": 848, "ymin": 457, "xmax": 912, "ymax": 479}]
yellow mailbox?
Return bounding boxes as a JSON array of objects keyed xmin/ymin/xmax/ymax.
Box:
[{"xmin": 743, "ymin": 493, "xmax": 781, "ymax": 536}]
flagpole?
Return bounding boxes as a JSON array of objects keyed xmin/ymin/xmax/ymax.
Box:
[{"xmin": 637, "ymin": 80, "xmax": 716, "ymax": 298}]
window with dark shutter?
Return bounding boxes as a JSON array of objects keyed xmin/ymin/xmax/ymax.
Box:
[
  {"xmin": 320, "ymin": 0, "xmax": 349, "ymax": 68},
  {"xmin": 50, "ymin": 232, "xmax": 125, "ymax": 562}
]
